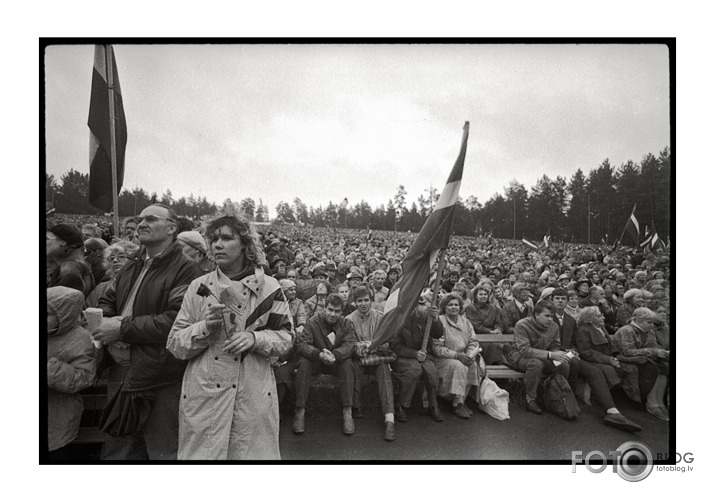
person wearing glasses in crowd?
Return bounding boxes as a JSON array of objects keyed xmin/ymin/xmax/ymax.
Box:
[
  {"xmin": 92, "ymin": 204, "xmax": 201, "ymax": 460},
  {"xmin": 86, "ymin": 240, "xmax": 140, "ymax": 308}
]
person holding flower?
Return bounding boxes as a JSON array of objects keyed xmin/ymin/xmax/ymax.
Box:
[{"xmin": 167, "ymin": 214, "xmax": 293, "ymax": 460}]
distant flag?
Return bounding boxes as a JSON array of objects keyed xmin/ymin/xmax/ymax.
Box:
[
  {"xmin": 639, "ymin": 226, "xmax": 655, "ymax": 250},
  {"xmin": 522, "ymin": 237, "xmax": 539, "ymax": 251},
  {"xmin": 650, "ymin": 225, "xmax": 666, "ymax": 251},
  {"xmin": 543, "ymin": 230, "xmax": 551, "ymax": 249},
  {"xmin": 88, "ymin": 45, "xmax": 127, "ymax": 212},
  {"xmin": 621, "ymin": 204, "xmax": 640, "ymax": 247},
  {"xmin": 368, "ymin": 122, "xmax": 470, "ymax": 351}
]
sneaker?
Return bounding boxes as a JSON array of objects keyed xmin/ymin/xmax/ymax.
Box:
[
  {"xmin": 292, "ymin": 412, "xmax": 305, "ymax": 434},
  {"xmin": 603, "ymin": 413, "xmax": 642, "ymax": 432},
  {"xmin": 383, "ymin": 421, "xmax": 396, "ymax": 442},
  {"xmin": 395, "ymin": 405, "xmax": 408, "ymax": 423}
]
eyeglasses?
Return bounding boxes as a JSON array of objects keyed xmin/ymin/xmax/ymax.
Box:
[
  {"xmin": 108, "ymin": 254, "xmax": 127, "ymax": 262},
  {"xmin": 139, "ymin": 215, "xmax": 175, "ymax": 224}
]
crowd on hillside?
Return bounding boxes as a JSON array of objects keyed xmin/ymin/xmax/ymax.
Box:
[{"xmin": 45, "ymin": 209, "xmax": 670, "ymax": 460}]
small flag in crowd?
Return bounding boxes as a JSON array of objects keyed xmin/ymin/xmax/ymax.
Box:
[
  {"xmin": 640, "ymin": 224, "xmax": 666, "ymax": 252},
  {"xmin": 88, "ymin": 45, "xmax": 127, "ymax": 212},
  {"xmin": 623, "ymin": 205, "xmax": 640, "ymax": 247},
  {"xmin": 368, "ymin": 122, "xmax": 470, "ymax": 351},
  {"xmin": 543, "ymin": 230, "xmax": 551, "ymax": 249},
  {"xmin": 522, "ymin": 237, "xmax": 539, "ymax": 251}
]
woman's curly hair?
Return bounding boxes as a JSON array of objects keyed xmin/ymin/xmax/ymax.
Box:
[{"xmin": 205, "ymin": 214, "xmax": 266, "ymax": 267}]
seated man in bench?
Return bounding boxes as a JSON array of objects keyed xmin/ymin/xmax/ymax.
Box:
[
  {"xmin": 505, "ymin": 299, "xmax": 575, "ymax": 415},
  {"xmin": 346, "ymin": 286, "xmax": 396, "ymax": 442},
  {"xmin": 293, "ymin": 293, "xmax": 357, "ymax": 436}
]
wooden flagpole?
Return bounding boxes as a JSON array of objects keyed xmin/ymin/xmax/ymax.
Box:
[
  {"xmin": 421, "ymin": 249, "xmax": 448, "ymax": 352},
  {"xmin": 105, "ymin": 45, "xmax": 120, "ymax": 239}
]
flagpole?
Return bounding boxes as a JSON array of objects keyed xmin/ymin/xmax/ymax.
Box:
[
  {"xmin": 105, "ymin": 45, "xmax": 120, "ymax": 239},
  {"xmin": 421, "ymin": 249, "xmax": 448, "ymax": 352},
  {"xmin": 617, "ymin": 203, "xmax": 636, "ymax": 247}
]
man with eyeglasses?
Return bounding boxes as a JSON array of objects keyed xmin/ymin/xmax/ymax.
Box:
[{"xmin": 92, "ymin": 204, "xmax": 201, "ymax": 460}]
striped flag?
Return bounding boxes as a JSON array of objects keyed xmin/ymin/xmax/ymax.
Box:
[
  {"xmin": 88, "ymin": 45, "xmax": 127, "ymax": 212},
  {"xmin": 623, "ymin": 205, "xmax": 640, "ymax": 247},
  {"xmin": 368, "ymin": 122, "xmax": 469, "ymax": 351},
  {"xmin": 543, "ymin": 230, "xmax": 551, "ymax": 249},
  {"xmin": 522, "ymin": 237, "xmax": 539, "ymax": 251},
  {"xmin": 639, "ymin": 226, "xmax": 654, "ymax": 250}
]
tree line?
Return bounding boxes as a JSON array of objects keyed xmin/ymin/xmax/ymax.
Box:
[{"xmin": 45, "ymin": 146, "xmax": 670, "ymax": 244}]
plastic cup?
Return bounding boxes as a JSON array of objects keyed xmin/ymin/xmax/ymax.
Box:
[{"xmin": 84, "ymin": 308, "xmax": 104, "ymax": 348}]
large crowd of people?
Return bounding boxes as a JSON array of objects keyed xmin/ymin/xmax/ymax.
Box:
[{"xmin": 45, "ymin": 209, "xmax": 671, "ymax": 460}]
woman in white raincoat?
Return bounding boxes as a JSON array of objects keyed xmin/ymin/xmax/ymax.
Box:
[{"xmin": 168, "ymin": 215, "xmax": 293, "ymax": 460}]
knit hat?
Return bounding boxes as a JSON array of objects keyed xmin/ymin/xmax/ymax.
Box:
[
  {"xmin": 48, "ymin": 224, "xmax": 83, "ymax": 249},
  {"xmin": 177, "ymin": 231, "xmax": 207, "ymax": 253},
  {"xmin": 279, "ymin": 279, "xmax": 296, "ymax": 290},
  {"xmin": 539, "ymin": 287, "xmax": 555, "ymax": 300}
]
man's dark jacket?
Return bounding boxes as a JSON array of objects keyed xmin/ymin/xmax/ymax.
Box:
[{"xmin": 98, "ymin": 242, "xmax": 201, "ymax": 391}]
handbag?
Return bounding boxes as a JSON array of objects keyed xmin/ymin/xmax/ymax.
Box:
[{"xmin": 478, "ymin": 376, "xmax": 510, "ymax": 420}]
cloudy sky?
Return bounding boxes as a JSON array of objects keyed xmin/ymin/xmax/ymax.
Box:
[{"xmin": 44, "ymin": 43, "xmax": 670, "ymax": 215}]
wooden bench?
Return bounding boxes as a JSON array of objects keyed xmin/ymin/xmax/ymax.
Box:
[{"xmin": 475, "ymin": 333, "xmax": 525, "ymax": 380}]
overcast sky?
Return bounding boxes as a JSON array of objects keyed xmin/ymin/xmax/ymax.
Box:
[{"xmin": 44, "ymin": 43, "xmax": 670, "ymax": 214}]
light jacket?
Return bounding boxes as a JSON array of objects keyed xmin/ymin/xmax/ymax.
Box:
[
  {"xmin": 47, "ymin": 286, "xmax": 97, "ymax": 451},
  {"xmin": 167, "ymin": 266, "xmax": 293, "ymax": 460}
]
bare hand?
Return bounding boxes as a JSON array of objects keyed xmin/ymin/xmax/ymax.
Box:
[
  {"xmin": 223, "ymin": 331, "xmax": 255, "ymax": 355},
  {"xmin": 428, "ymin": 306, "xmax": 439, "ymax": 320},
  {"xmin": 455, "ymin": 353, "xmax": 471, "ymax": 366},
  {"xmin": 610, "ymin": 357, "xmax": 621, "ymax": 368},
  {"xmin": 92, "ymin": 316, "xmax": 122, "ymax": 345},
  {"xmin": 550, "ymin": 351, "xmax": 570, "ymax": 364},
  {"xmin": 206, "ymin": 303, "xmax": 226, "ymax": 333},
  {"xmin": 416, "ymin": 350, "xmax": 426, "ymax": 362},
  {"xmin": 319, "ymin": 349, "xmax": 336, "ymax": 365}
]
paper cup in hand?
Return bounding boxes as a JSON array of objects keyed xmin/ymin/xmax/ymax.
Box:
[{"xmin": 85, "ymin": 308, "xmax": 104, "ymax": 348}]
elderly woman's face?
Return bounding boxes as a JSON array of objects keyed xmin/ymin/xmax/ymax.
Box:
[
  {"xmin": 107, "ymin": 249, "xmax": 130, "ymax": 275},
  {"xmin": 445, "ymin": 299, "xmax": 461, "ymax": 316}
]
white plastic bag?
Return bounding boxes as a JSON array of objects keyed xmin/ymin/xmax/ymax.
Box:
[{"xmin": 478, "ymin": 376, "xmax": 510, "ymax": 420}]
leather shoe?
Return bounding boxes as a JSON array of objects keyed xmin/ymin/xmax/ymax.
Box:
[
  {"xmin": 352, "ymin": 407, "xmax": 365, "ymax": 419},
  {"xmin": 603, "ymin": 413, "xmax": 642, "ymax": 432},
  {"xmin": 647, "ymin": 405, "xmax": 669, "ymax": 422},
  {"xmin": 451, "ymin": 403, "xmax": 470, "ymax": 419},
  {"xmin": 292, "ymin": 412, "xmax": 305, "ymax": 434},
  {"xmin": 343, "ymin": 414, "xmax": 356, "ymax": 435},
  {"xmin": 429, "ymin": 406, "xmax": 444, "ymax": 422},
  {"xmin": 526, "ymin": 401, "xmax": 543, "ymax": 415},
  {"xmin": 395, "ymin": 405, "xmax": 408, "ymax": 422},
  {"xmin": 383, "ymin": 421, "xmax": 396, "ymax": 442}
]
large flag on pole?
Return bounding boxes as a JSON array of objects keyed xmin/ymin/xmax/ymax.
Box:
[
  {"xmin": 368, "ymin": 122, "xmax": 470, "ymax": 350},
  {"xmin": 88, "ymin": 45, "xmax": 127, "ymax": 212}
]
